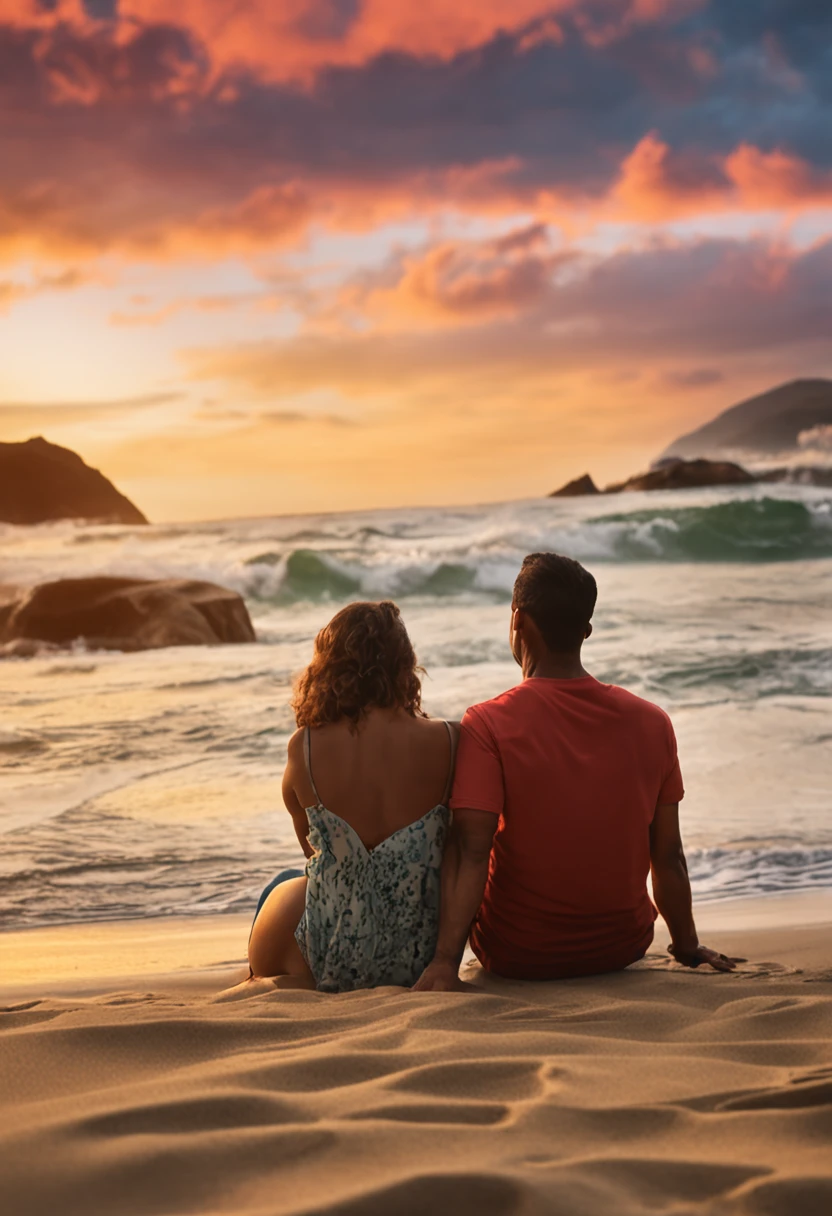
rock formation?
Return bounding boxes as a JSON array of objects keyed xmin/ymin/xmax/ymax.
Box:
[
  {"xmin": 549, "ymin": 473, "xmax": 600, "ymax": 497},
  {"xmin": 549, "ymin": 458, "xmax": 758, "ymax": 497},
  {"xmin": 0, "ymin": 577, "xmax": 256, "ymax": 654},
  {"xmin": 605, "ymin": 458, "xmax": 756, "ymax": 494},
  {"xmin": 0, "ymin": 437, "xmax": 147, "ymax": 525}
]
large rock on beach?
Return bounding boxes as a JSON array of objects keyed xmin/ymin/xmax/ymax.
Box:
[
  {"xmin": 0, "ymin": 436, "xmax": 147, "ymax": 525},
  {"xmin": 605, "ymin": 458, "xmax": 756, "ymax": 494},
  {"xmin": 0, "ymin": 577, "xmax": 256, "ymax": 654},
  {"xmin": 549, "ymin": 473, "xmax": 600, "ymax": 497}
]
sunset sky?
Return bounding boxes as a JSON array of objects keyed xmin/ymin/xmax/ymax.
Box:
[{"xmin": 1, "ymin": 0, "xmax": 831, "ymax": 520}]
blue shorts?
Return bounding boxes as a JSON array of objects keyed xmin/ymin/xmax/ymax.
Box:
[{"xmin": 251, "ymin": 868, "xmax": 305, "ymax": 929}]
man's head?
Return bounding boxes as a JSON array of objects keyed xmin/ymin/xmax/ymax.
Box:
[{"xmin": 510, "ymin": 552, "xmax": 597, "ymax": 666}]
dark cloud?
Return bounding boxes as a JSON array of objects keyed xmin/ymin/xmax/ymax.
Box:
[
  {"xmin": 542, "ymin": 236, "xmax": 832, "ymax": 354},
  {"xmin": 0, "ymin": 2, "xmax": 830, "ymax": 255},
  {"xmin": 293, "ymin": 0, "xmax": 362, "ymax": 42},
  {"xmin": 83, "ymin": 0, "xmax": 120, "ymax": 19}
]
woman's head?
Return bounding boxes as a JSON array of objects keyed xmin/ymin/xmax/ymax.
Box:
[{"xmin": 292, "ymin": 600, "xmax": 424, "ymax": 729}]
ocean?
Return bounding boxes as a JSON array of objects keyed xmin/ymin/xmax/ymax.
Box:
[{"xmin": 1, "ymin": 485, "xmax": 831, "ymax": 931}]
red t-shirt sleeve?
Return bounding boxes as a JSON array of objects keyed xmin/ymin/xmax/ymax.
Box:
[
  {"xmin": 449, "ymin": 706, "xmax": 504, "ymax": 816},
  {"xmin": 658, "ymin": 714, "xmax": 685, "ymax": 805}
]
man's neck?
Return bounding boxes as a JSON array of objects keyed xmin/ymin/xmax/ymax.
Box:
[{"xmin": 522, "ymin": 651, "xmax": 588, "ymax": 680}]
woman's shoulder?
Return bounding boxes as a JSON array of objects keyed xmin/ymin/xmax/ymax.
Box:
[
  {"xmin": 286, "ymin": 725, "xmax": 309, "ymax": 764},
  {"xmin": 410, "ymin": 714, "xmax": 459, "ymax": 738}
]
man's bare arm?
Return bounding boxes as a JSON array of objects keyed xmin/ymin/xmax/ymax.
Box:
[
  {"xmin": 412, "ymin": 808, "xmax": 498, "ymax": 991},
  {"xmin": 650, "ymin": 803, "xmax": 743, "ymax": 972}
]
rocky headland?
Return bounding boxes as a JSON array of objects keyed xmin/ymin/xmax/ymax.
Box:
[
  {"xmin": 0, "ymin": 436, "xmax": 147, "ymax": 525},
  {"xmin": 659, "ymin": 378, "xmax": 832, "ymax": 461}
]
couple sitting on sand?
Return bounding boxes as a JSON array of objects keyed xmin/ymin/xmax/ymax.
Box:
[{"xmin": 248, "ymin": 552, "xmax": 739, "ymax": 992}]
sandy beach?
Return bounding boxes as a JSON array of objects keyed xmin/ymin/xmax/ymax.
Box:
[{"xmin": 2, "ymin": 898, "xmax": 830, "ymax": 1216}]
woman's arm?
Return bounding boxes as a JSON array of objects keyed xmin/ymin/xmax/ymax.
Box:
[{"xmin": 282, "ymin": 730, "xmax": 313, "ymax": 858}]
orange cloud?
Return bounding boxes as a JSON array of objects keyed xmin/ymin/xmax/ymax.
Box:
[
  {"xmin": 341, "ymin": 223, "xmax": 570, "ymax": 328},
  {"xmin": 726, "ymin": 144, "xmax": 832, "ymax": 208},
  {"xmin": 613, "ymin": 132, "xmax": 730, "ymax": 219},
  {"xmin": 614, "ymin": 132, "xmax": 832, "ymax": 220},
  {"xmin": 0, "ymin": 178, "xmax": 312, "ymax": 262},
  {"xmin": 115, "ymin": 1, "xmax": 579, "ymax": 83},
  {"xmin": 0, "ymin": 264, "xmax": 94, "ymax": 311}
]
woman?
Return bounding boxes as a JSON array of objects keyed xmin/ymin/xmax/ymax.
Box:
[{"xmin": 248, "ymin": 600, "xmax": 457, "ymax": 992}]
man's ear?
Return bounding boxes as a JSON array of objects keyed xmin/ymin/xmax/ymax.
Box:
[
  {"xmin": 585, "ymin": 622, "xmax": 593, "ymax": 640},
  {"xmin": 512, "ymin": 607, "xmax": 526, "ymax": 632}
]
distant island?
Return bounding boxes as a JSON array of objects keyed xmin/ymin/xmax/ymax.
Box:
[{"xmin": 0, "ymin": 436, "xmax": 147, "ymax": 526}]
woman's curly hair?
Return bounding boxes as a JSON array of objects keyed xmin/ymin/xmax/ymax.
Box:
[{"xmin": 292, "ymin": 600, "xmax": 425, "ymax": 729}]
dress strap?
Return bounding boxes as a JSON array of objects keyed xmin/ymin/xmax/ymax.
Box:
[
  {"xmin": 440, "ymin": 720, "xmax": 459, "ymax": 806},
  {"xmin": 304, "ymin": 726, "xmax": 323, "ymax": 806}
]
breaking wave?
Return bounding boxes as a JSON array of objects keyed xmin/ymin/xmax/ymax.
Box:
[
  {"xmin": 237, "ymin": 498, "xmax": 832, "ymax": 604},
  {"xmin": 586, "ymin": 497, "xmax": 832, "ymax": 562}
]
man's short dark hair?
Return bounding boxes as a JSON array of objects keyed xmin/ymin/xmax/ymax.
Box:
[{"xmin": 512, "ymin": 553, "xmax": 597, "ymax": 653}]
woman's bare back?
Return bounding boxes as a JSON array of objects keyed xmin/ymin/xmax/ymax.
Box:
[{"xmin": 291, "ymin": 709, "xmax": 456, "ymax": 851}]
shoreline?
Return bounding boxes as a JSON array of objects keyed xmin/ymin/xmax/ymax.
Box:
[{"xmin": 3, "ymin": 889, "xmax": 831, "ymax": 999}]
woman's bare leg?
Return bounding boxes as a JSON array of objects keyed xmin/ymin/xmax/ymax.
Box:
[{"xmin": 248, "ymin": 876, "xmax": 315, "ymax": 985}]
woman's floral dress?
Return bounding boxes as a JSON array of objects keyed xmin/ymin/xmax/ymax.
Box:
[
  {"xmin": 295, "ymin": 803, "xmax": 450, "ymax": 992},
  {"xmin": 294, "ymin": 722, "xmax": 454, "ymax": 992}
]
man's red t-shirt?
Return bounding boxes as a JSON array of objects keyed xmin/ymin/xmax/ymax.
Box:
[{"xmin": 450, "ymin": 676, "xmax": 685, "ymax": 980}]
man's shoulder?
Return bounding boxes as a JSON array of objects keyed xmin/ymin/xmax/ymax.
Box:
[
  {"xmin": 464, "ymin": 683, "xmax": 527, "ymax": 719},
  {"xmin": 465, "ymin": 680, "xmax": 674, "ymax": 732},
  {"xmin": 462, "ymin": 682, "xmax": 552, "ymax": 739},
  {"xmin": 602, "ymin": 682, "xmax": 674, "ymax": 729}
]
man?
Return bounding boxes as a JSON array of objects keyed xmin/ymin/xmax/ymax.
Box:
[{"xmin": 414, "ymin": 552, "xmax": 740, "ymax": 991}]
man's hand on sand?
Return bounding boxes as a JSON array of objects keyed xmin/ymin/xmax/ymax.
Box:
[
  {"xmin": 669, "ymin": 943, "xmax": 746, "ymax": 972},
  {"xmin": 411, "ymin": 959, "xmax": 467, "ymax": 992}
]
